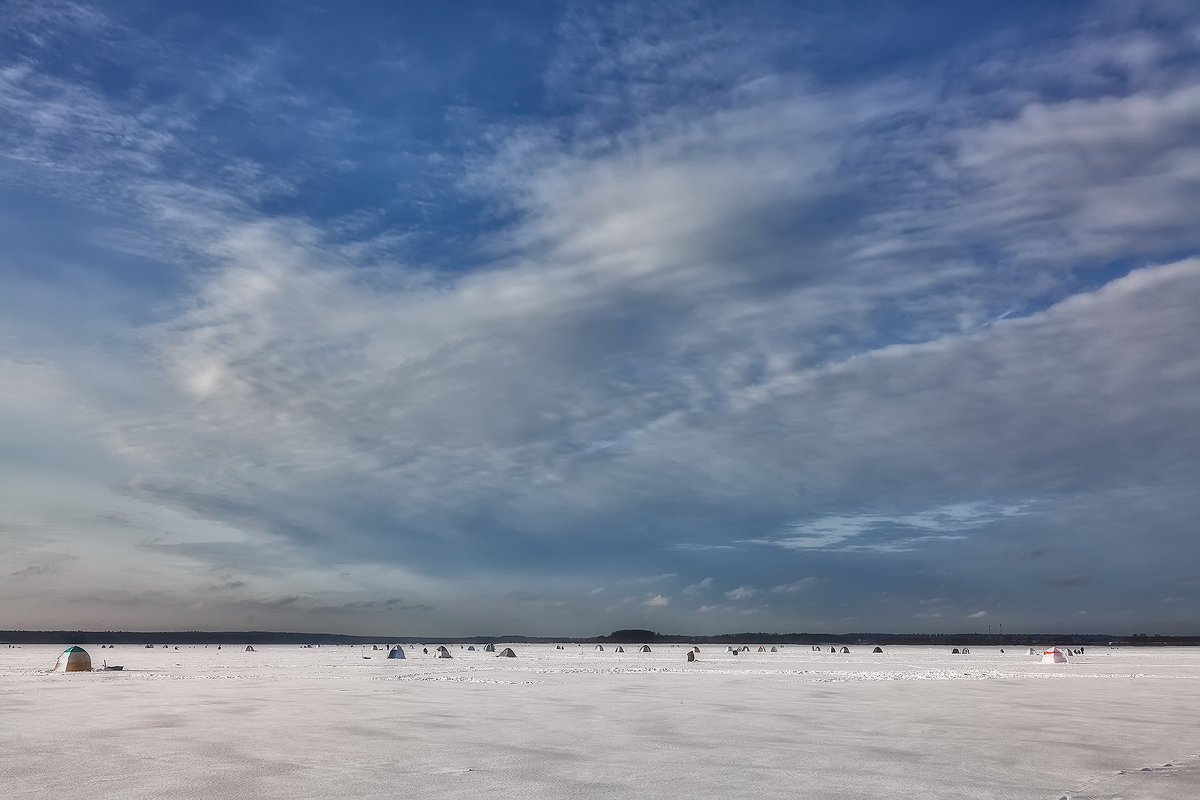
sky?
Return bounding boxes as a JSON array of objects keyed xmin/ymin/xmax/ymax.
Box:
[{"xmin": 1, "ymin": 1, "xmax": 1199, "ymax": 637}]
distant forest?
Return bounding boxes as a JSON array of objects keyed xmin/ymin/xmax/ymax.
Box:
[{"xmin": 2, "ymin": 629, "xmax": 1197, "ymax": 646}]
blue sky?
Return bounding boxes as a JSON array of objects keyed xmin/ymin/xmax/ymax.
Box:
[{"xmin": 2, "ymin": 1, "xmax": 1199, "ymax": 636}]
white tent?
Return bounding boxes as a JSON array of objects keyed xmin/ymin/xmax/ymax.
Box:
[
  {"xmin": 1041, "ymin": 648, "xmax": 1068, "ymax": 664},
  {"xmin": 483, "ymin": 643, "xmax": 496, "ymax": 652},
  {"xmin": 53, "ymin": 646, "xmax": 92, "ymax": 672},
  {"xmin": 387, "ymin": 646, "xmax": 405, "ymax": 659},
  {"xmin": 497, "ymin": 647, "xmax": 516, "ymax": 658},
  {"xmin": 434, "ymin": 645, "xmax": 452, "ymax": 658}
]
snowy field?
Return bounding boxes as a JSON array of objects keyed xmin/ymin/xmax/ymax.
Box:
[{"xmin": 2, "ymin": 643, "xmax": 1199, "ymax": 799}]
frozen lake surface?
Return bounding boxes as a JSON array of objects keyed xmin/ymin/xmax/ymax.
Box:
[{"xmin": 2, "ymin": 643, "xmax": 1198, "ymax": 799}]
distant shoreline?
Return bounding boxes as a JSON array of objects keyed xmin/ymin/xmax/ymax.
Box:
[{"xmin": 3, "ymin": 629, "xmax": 1197, "ymax": 646}]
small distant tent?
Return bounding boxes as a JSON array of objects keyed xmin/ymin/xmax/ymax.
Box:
[
  {"xmin": 639, "ymin": 645, "xmax": 651, "ymax": 653},
  {"xmin": 555, "ymin": 645, "xmax": 564, "ymax": 650},
  {"xmin": 387, "ymin": 647, "xmax": 405, "ymax": 660},
  {"xmin": 830, "ymin": 647, "xmax": 836, "ymax": 653},
  {"xmin": 770, "ymin": 646, "xmax": 778, "ymax": 652},
  {"xmin": 872, "ymin": 646, "xmax": 884, "ymax": 654},
  {"xmin": 693, "ymin": 646, "xmax": 700, "ymax": 653},
  {"xmin": 372, "ymin": 645, "xmax": 379, "ymax": 650},
  {"xmin": 951, "ymin": 648, "xmax": 961, "ymax": 654},
  {"xmin": 614, "ymin": 646, "xmax": 625, "ymax": 653},
  {"xmin": 467, "ymin": 646, "xmax": 476, "ymax": 651},
  {"xmin": 758, "ymin": 646, "xmax": 766, "ymax": 652},
  {"xmin": 54, "ymin": 646, "xmax": 91, "ymax": 672},
  {"xmin": 840, "ymin": 646, "xmax": 850, "ymax": 653},
  {"xmin": 434, "ymin": 646, "xmax": 452, "ymax": 658},
  {"xmin": 726, "ymin": 646, "xmax": 735, "ymax": 653},
  {"xmin": 497, "ymin": 647, "xmax": 516, "ymax": 658},
  {"xmin": 686, "ymin": 651, "xmax": 695, "ymax": 662},
  {"xmin": 484, "ymin": 643, "xmax": 496, "ymax": 652},
  {"xmin": 245, "ymin": 645, "xmax": 255, "ymax": 652},
  {"xmin": 741, "ymin": 646, "xmax": 750, "ymax": 652},
  {"xmin": 962, "ymin": 648, "xmax": 970, "ymax": 654},
  {"xmin": 1027, "ymin": 648, "xmax": 1037, "ymax": 655},
  {"xmin": 1041, "ymin": 648, "xmax": 1068, "ymax": 664},
  {"xmin": 595, "ymin": 645, "xmax": 604, "ymax": 651}
]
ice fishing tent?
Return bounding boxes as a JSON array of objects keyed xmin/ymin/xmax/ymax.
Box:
[
  {"xmin": 639, "ymin": 645, "xmax": 651, "ymax": 653},
  {"xmin": 595, "ymin": 645, "xmax": 604, "ymax": 651},
  {"xmin": 1027, "ymin": 648, "xmax": 1037, "ymax": 655},
  {"xmin": 770, "ymin": 646, "xmax": 778, "ymax": 652},
  {"xmin": 245, "ymin": 645, "xmax": 255, "ymax": 652},
  {"xmin": 726, "ymin": 646, "xmax": 735, "ymax": 653},
  {"xmin": 483, "ymin": 643, "xmax": 496, "ymax": 652},
  {"xmin": 951, "ymin": 648, "xmax": 960, "ymax": 654},
  {"xmin": 434, "ymin": 646, "xmax": 452, "ymax": 658},
  {"xmin": 387, "ymin": 646, "xmax": 405, "ymax": 659},
  {"xmin": 872, "ymin": 646, "xmax": 884, "ymax": 654},
  {"xmin": 686, "ymin": 651, "xmax": 695, "ymax": 662},
  {"xmin": 614, "ymin": 646, "xmax": 624, "ymax": 653},
  {"xmin": 497, "ymin": 647, "xmax": 516, "ymax": 658},
  {"xmin": 467, "ymin": 646, "xmax": 475, "ymax": 651},
  {"xmin": 1041, "ymin": 648, "xmax": 1068, "ymax": 664},
  {"xmin": 840, "ymin": 646, "xmax": 850, "ymax": 653},
  {"xmin": 758, "ymin": 646, "xmax": 766, "ymax": 652},
  {"xmin": 54, "ymin": 646, "xmax": 91, "ymax": 672}
]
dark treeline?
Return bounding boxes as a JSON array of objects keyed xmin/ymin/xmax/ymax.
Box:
[{"xmin": 3, "ymin": 629, "xmax": 1198, "ymax": 646}]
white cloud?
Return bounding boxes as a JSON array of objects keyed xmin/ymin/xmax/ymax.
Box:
[
  {"xmin": 771, "ymin": 578, "xmax": 818, "ymax": 594},
  {"xmin": 724, "ymin": 586, "xmax": 757, "ymax": 602},
  {"xmin": 681, "ymin": 577, "xmax": 714, "ymax": 595},
  {"xmin": 643, "ymin": 594, "xmax": 670, "ymax": 608}
]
